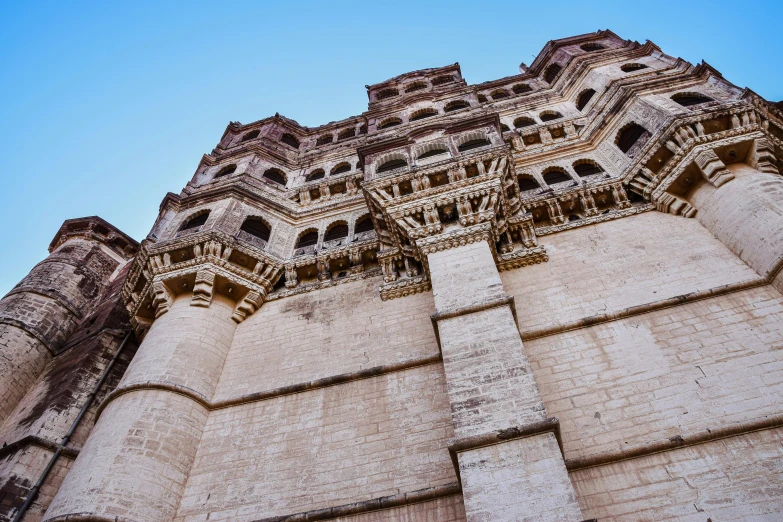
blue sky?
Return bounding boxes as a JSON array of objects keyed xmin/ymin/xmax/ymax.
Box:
[{"xmin": 1, "ymin": 0, "xmax": 781, "ymax": 296}]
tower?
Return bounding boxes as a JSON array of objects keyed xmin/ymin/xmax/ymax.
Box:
[{"xmin": 3, "ymin": 30, "xmax": 783, "ymax": 521}]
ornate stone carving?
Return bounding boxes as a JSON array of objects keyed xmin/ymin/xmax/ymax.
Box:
[
  {"xmin": 694, "ymin": 149, "xmax": 734, "ymax": 187},
  {"xmin": 150, "ymin": 280, "xmax": 173, "ymax": 318},
  {"xmin": 191, "ymin": 269, "xmax": 215, "ymax": 307}
]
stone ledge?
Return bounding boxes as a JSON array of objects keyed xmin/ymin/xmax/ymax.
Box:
[
  {"xmin": 96, "ymin": 353, "xmax": 443, "ymax": 419},
  {"xmin": 565, "ymin": 413, "xmax": 783, "ymax": 472},
  {"xmin": 0, "ymin": 435, "xmax": 79, "ymax": 460},
  {"xmin": 446, "ymin": 417, "xmax": 563, "ymax": 483},
  {"xmin": 519, "ymin": 277, "xmax": 767, "ymax": 341},
  {"xmin": 252, "ymin": 483, "xmax": 461, "ymax": 522}
]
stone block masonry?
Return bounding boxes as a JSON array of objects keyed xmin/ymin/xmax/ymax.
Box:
[{"xmin": 2, "ymin": 29, "xmax": 783, "ymax": 521}]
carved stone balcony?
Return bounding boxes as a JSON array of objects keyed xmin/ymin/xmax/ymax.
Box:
[
  {"xmin": 121, "ymin": 229, "xmax": 283, "ymax": 338},
  {"xmin": 175, "ymin": 226, "xmax": 202, "ymax": 238},
  {"xmin": 294, "ymin": 244, "xmax": 317, "ymax": 257},
  {"xmin": 362, "ymin": 144, "xmax": 547, "ymax": 298},
  {"xmin": 237, "ymin": 229, "xmax": 268, "ymax": 250}
]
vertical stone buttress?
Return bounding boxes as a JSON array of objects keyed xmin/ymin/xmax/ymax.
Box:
[
  {"xmin": 43, "ymin": 288, "xmax": 238, "ymax": 521},
  {"xmin": 0, "ymin": 227, "xmax": 126, "ymax": 424},
  {"xmin": 426, "ymin": 234, "xmax": 583, "ymax": 521}
]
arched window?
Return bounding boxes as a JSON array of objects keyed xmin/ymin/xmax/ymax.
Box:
[
  {"xmin": 540, "ymin": 111, "xmax": 563, "ymax": 122},
  {"xmin": 573, "ymin": 160, "xmax": 604, "ymax": 177},
  {"xmin": 405, "ymin": 81, "xmax": 428, "ymax": 93},
  {"xmin": 331, "ymin": 162, "xmax": 351, "ymax": 175},
  {"xmin": 417, "ymin": 147, "xmax": 449, "ymax": 160},
  {"xmin": 514, "ymin": 116, "xmax": 536, "ymax": 129},
  {"xmin": 543, "ymin": 168, "xmax": 572, "ymax": 185},
  {"xmin": 296, "ymin": 230, "xmax": 318, "ymax": 248},
  {"xmin": 477, "ymin": 94, "xmax": 488, "ymax": 103},
  {"xmin": 215, "ymin": 164, "xmax": 237, "ymax": 178},
  {"xmin": 410, "ymin": 108, "xmax": 438, "ymax": 121},
  {"xmin": 355, "ymin": 215, "xmax": 374, "ymax": 233},
  {"xmin": 316, "ymin": 135, "xmax": 333, "ymax": 146},
  {"xmin": 377, "ymin": 158, "xmax": 408, "ymax": 173},
  {"xmin": 576, "ymin": 89, "xmax": 596, "ymax": 111},
  {"xmin": 181, "ymin": 212, "xmax": 209, "ymax": 231},
  {"xmin": 337, "ymin": 128, "xmax": 355, "ymax": 141},
  {"xmin": 432, "ymin": 75, "xmax": 454, "ymax": 86},
  {"xmin": 359, "ymin": 124, "xmax": 368, "ymax": 134},
  {"xmin": 280, "ymin": 133, "xmax": 300, "ymax": 149},
  {"xmin": 240, "ymin": 217, "xmax": 271, "ymax": 242},
  {"xmin": 241, "ymin": 130, "xmax": 260, "ymax": 142},
  {"xmin": 306, "ymin": 169, "xmax": 325, "ymax": 182},
  {"xmin": 377, "ymin": 88, "xmax": 399, "ymax": 100},
  {"xmin": 544, "ymin": 63, "xmax": 562, "ymax": 83},
  {"xmin": 621, "ymin": 63, "xmax": 648, "ymax": 73},
  {"xmin": 580, "ymin": 43, "xmax": 605, "ymax": 52},
  {"xmin": 512, "ymin": 83, "xmax": 532, "ymax": 94},
  {"xmin": 458, "ymin": 137, "xmax": 491, "ymax": 152},
  {"xmin": 672, "ymin": 93, "xmax": 714, "ymax": 107},
  {"xmin": 324, "ymin": 223, "xmax": 349, "ymax": 241},
  {"xmin": 490, "ymin": 89, "xmax": 509, "ymax": 100},
  {"xmin": 263, "ymin": 168, "xmax": 287, "ymax": 186},
  {"xmin": 518, "ymin": 175, "xmax": 540, "ymax": 192},
  {"xmin": 616, "ymin": 123, "xmax": 651, "ymax": 155},
  {"xmin": 444, "ymin": 100, "xmax": 470, "ymax": 112},
  {"xmin": 378, "ymin": 117, "xmax": 402, "ymax": 129},
  {"xmin": 500, "ymin": 124, "xmax": 511, "ymax": 132}
]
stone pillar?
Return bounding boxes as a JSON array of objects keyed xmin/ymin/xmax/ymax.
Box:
[
  {"xmin": 0, "ymin": 234, "xmax": 124, "ymax": 424},
  {"xmin": 43, "ymin": 293, "xmax": 238, "ymax": 521},
  {"xmin": 687, "ymin": 161, "xmax": 783, "ymax": 293},
  {"xmin": 426, "ymin": 235, "xmax": 582, "ymax": 522}
]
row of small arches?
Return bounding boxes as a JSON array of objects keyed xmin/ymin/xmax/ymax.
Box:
[
  {"xmin": 305, "ymin": 162, "xmax": 353, "ymax": 182},
  {"xmin": 542, "ymin": 56, "xmax": 645, "ymax": 87},
  {"xmin": 376, "ymin": 134, "xmax": 493, "ymax": 173},
  {"xmin": 214, "ymin": 164, "xmax": 288, "ymax": 186},
  {"xmin": 238, "ymin": 130, "xmax": 303, "ymax": 150},
  {"xmin": 180, "ymin": 212, "xmax": 273, "ymax": 244},
  {"xmin": 179, "ymin": 212, "xmax": 378, "ymax": 252},
  {"xmin": 376, "ymin": 100, "xmax": 473, "ymax": 130},
  {"xmin": 518, "ymin": 160, "xmax": 607, "ymax": 191},
  {"xmin": 375, "ymin": 75, "xmax": 457, "ymax": 101},
  {"xmin": 613, "ymin": 94, "xmax": 714, "ymax": 156},
  {"xmin": 295, "ymin": 215, "xmax": 375, "ymax": 249}
]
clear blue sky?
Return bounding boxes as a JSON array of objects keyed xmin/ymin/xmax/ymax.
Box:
[{"xmin": 1, "ymin": 0, "xmax": 781, "ymax": 296}]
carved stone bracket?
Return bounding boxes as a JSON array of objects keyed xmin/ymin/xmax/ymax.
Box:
[
  {"xmin": 232, "ymin": 290, "xmax": 265, "ymax": 323},
  {"xmin": 656, "ymin": 192, "xmax": 697, "ymax": 218},
  {"xmin": 191, "ymin": 269, "xmax": 216, "ymax": 307},
  {"xmin": 694, "ymin": 149, "xmax": 734, "ymax": 187},
  {"xmin": 150, "ymin": 280, "xmax": 173, "ymax": 318},
  {"xmin": 748, "ymin": 137, "xmax": 780, "ymax": 174}
]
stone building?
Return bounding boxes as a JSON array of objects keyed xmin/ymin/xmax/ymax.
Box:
[{"xmin": 1, "ymin": 29, "xmax": 783, "ymax": 521}]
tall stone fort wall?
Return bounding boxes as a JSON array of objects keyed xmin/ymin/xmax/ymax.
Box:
[{"xmin": 2, "ymin": 30, "xmax": 783, "ymax": 521}]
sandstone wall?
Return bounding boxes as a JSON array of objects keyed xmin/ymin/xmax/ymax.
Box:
[
  {"xmin": 177, "ymin": 364, "xmax": 456, "ymax": 521},
  {"xmin": 572, "ymin": 427, "xmax": 783, "ymax": 521},
  {"xmin": 330, "ymin": 495, "xmax": 466, "ymax": 522},
  {"xmin": 215, "ymin": 278, "xmax": 438, "ymax": 401},
  {"xmin": 526, "ymin": 286, "xmax": 783, "ymax": 461},
  {"xmin": 502, "ymin": 211, "xmax": 759, "ymax": 333}
]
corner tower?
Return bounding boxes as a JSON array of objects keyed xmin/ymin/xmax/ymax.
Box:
[{"xmin": 0, "ymin": 217, "xmax": 137, "ymax": 423}]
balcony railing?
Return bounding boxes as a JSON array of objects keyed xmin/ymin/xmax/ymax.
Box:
[
  {"xmin": 321, "ymin": 238, "xmax": 348, "ymax": 250},
  {"xmin": 294, "ymin": 244, "xmax": 317, "ymax": 257},
  {"xmin": 353, "ymin": 230, "xmax": 377, "ymax": 242},
  {"xmin": 237, "ymin": 230, "xmax": 268, "ymax": 250},
  {"xmin": 175, "ymin": 226, "xmax": 202, "ymax": 238}
]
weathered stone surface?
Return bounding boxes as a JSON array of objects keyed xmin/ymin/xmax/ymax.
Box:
[{"xmin": 1, "ymin": 29, "xmax": 783, "ymax": 522}]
